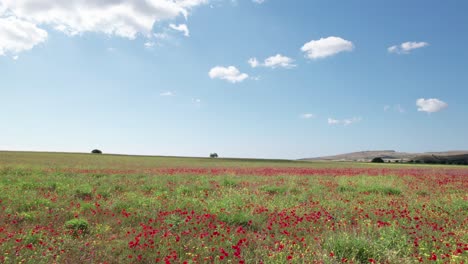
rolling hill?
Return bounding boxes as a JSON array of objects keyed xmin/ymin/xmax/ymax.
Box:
[{"xmin": 302, "ymin": 150, "xmax": 468, "ymax": 163}]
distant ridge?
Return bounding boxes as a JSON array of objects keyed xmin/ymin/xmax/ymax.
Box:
[{"xmin": 301, "ymin": 150, "xmax": 468, "ymax": 162}]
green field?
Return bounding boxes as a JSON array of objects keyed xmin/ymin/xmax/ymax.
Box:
[
  {"xmin": 0, "ymin": 151, "xmax": 366, "ymax": 169},
  {"xmin": 0, "ymin": 151, "xmax": 467, "ymax": 263}
]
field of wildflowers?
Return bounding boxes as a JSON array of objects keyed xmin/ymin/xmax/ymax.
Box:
[{"xmin": 0, "ymin": 152, "xmax": 467, "ymax": 263}]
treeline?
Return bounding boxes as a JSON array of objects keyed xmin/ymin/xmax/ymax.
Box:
[
  {"xmin": 407, "ymin": 159, "xmax": 468, "ymax": 165},
  {"xmin": 371, "ymin": 154, "xmax": 468, "ymax": 165}
]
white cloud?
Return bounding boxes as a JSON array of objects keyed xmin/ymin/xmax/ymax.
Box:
[
  {"xmin": 169, "ymin": 23, "xmax": 189, "ymax": 37},
  {"xmin": 192, "ymin": 98, "xmax": 201, "ymax": 104},
  {"xmin": 160, "ymin": 91, "xmax": 174, "ymax": 96},
  {"xmin": 328, "ymin": 117, "xmax": 361, "ymax": 126},
  {"xmin": 301, "ymin": 36, "xmax": 354, "ymax": 60},
  {"xmin": 252, "ymin": 0, "xmax": 266, "ymax": 4},
  {"xmin": 416, "ymin": 98, "xmax": 448, "ymax": 113},
  {"xmin": 0, "ymin": 16, "xmax": 48, "ymax": 57},
  {"xmin": 177, "ymin": 0, "xmax": 209, "ymax": 8},
  {"xmin": 384, "ymin": 105, "xmax": 391, "ymax": 112},
  {"xmin": 264, "ymin": 54, "xmax": 296, "ymax": 68},
  {"xmin": 248, "ymin": 57, "xmax": 259, "ymax": 68},
  {"xmin": 248, "ymin": 54, "xmax": 295, "ymax": 69},
  {"xmin": 144, "ymin": 42, "xmax": 155, "ymax": 48},
  {"xmin": 0, "ymin": 0, "xmax": 206, "ymax": 41},
  {"xmin": 209, "ymin": 66, "xmax": 248, "ymax": 83},
  {"xmin": 388, "ymin": 41, "xmax": 429, "ymax": 54},
  {"xmin": 301, "ymin": 113, "xmax": 316, "ymax": 119},
  {"xmin": 328, "ymin": 118, "xmax": 341, "ymax": 125},
  {"xmin": 154, "ymin": 32, "xmax": 169, "ymax": 40}
]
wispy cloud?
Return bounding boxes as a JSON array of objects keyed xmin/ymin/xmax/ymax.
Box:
[
  {"xmin": 169, "ymin": 24, "xmax": 190, "ymax": 37},
  {"xmin": 384, "ymin": 104, "xmax": 405, "ymax": 113},
  {"xmin": 154, "ymin": 33, "xmax": 169, "ymax": 40},
  {"xmin": 144, "ymin": 42, "xmax": 155, "ymax": 48},
  {"xmin": 192, "ymin": 98, "xmax": 202, "ymax": 105},
  {"xmin": 248, "ymin": 58, "xmax": 260, "ymax": 68},
  {"xmin": 388, "ymin": 41, "xmax": 429, "ymax": 54},
  {"xmin": 328, "ymin": 117, "xmax": 362, "ymax": 126},
  {"xmin": 160, "ymin": 91, "xmax": 175, "ymax": 96},
  {"xmin": 300, "ymin": 113, "xmax": 316, "ymax": 119}
]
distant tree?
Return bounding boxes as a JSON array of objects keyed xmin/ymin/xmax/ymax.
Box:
[
  {"xmin": 210, "ymin": 153, "xmax": 218, "ymax": 158},
  {"xmin": 91, "ymin": 149, "xmax": 103, "ymax": 154},
  {"xmin": 371, "ymin": 157, "xmax": 384, "ymax": 163}
]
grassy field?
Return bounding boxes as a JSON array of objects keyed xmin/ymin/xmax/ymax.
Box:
[{"xmin": 0, "ymin": 151, "xmax": 467, "ymax": 263}]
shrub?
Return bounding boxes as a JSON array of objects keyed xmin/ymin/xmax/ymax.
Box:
[
  {"xmin": 337, "ymin": 186, "xmax": 356, "ymax": 192},
  {"xmin": 91, "ymin": 149, "xmax": 103, "ymax": 154},
  {"xmin": 323, "ymin": 230, "xmax": 410, "ymax": 263},
  {"xmin": 75, "ymin": 186, "xmax": 93, "ymax": 200},
  {"xmin": 324, "ymin": 234, "xmax": 377, "ymax": 263},
  {"xmin": 362, "ymin": 186, "xmax": 402, "ymax": 196},
  {"xmin": 371, "ymin": 157, "xmax": 384, "ymax": 163},
  {"xmin": 221, "ymin": 178, "xmax": 238, "ymax": 188},
  {"xmin": 219, "ymin": 212, "xmax": 250, "ymax": 227},
  {"xmin": 65, "ymin": 219, "xmax": 89, "ymax": 236},
  {"xmin": 261, "ymin": 186, "xmax": 287, "ymax": 194}
]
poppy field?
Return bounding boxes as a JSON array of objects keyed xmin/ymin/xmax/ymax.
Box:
[{"xmin": 0, "ymin": 152, "xmax": 467, "ymax": 263}]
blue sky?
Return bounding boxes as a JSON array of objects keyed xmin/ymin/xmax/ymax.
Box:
[{"xmin": 1, "ymin": 0, "xmax": 467, "ymax": 159}]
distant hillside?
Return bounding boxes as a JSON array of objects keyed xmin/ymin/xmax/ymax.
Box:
[{"xmin": 302, "ymin": 150, "xmax": 468, "ymax": 162}]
